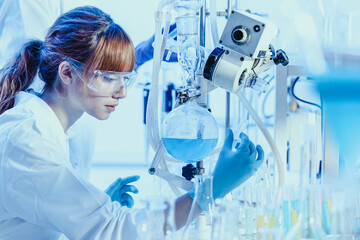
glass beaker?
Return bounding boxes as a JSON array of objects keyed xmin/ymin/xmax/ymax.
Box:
[
  {"xmin": 182, "ymin": 175, "xmax": 215, "ymax": 240},
  {"xmin": 136, "ymin": 196, "xmax": 177, "ymax": 240},
  {"xmin": 211, "ymin": 199, "xmax": 241, "ymax": 240}
]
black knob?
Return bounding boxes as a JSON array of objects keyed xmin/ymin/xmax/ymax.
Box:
[
  {"xmin": 273, "ymin": 49, "xmax": 289, "ymax": 66},
  {"xmin": 203, "ymin": 47, "xmax": 225, "ymax": 81},
  {"xmin": 182, "ymin": 164, "xmax": 196, "ymax": 181}
]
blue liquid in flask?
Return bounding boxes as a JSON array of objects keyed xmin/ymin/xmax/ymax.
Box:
[{"xmin": 162, "ymin": 138, "xmax": 218, "ymax": 163}]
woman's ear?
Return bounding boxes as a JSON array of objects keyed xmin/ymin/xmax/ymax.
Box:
[{"xmin": 58, "ymin": 61, "xmax": 74, "ymax": 85}]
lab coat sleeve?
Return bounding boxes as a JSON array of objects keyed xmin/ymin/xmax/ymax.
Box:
[{"xmin": 0, "ymin": 118, "xmax": 165, "ymax": 240}]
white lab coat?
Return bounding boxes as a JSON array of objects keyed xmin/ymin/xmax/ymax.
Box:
[
  {"xmin": 0, "ymin": 0, "xmax": 99, "ymax": 181},
  {"xmin": 0, "ymin": 92, "xmax": 165, "ymax": 240}
]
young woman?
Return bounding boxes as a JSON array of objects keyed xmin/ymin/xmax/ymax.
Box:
[{"xmin": 0, "ymin": 6, "xmax": 264, "ymax": 240}]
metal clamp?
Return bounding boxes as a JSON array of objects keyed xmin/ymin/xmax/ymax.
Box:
[{"xmin": 177, "ymin": 86, "xmax": 201, "ymax": 104}]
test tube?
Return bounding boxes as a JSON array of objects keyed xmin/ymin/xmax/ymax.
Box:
[{"xmin": 282, "ymin": 188, "xmax": 292, "ymax": 233}]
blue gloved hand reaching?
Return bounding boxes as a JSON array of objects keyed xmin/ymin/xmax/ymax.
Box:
[
  {"xmin": 135, "ymin": 23, "xmax": 178, "ymax": 68},
  {"xmin": 105, "ymin": 175, "xmax": 140, "ymax": 208},
  {"xmin": 212, "ymin": 129, "xmax": 264, "ymax": 199}
]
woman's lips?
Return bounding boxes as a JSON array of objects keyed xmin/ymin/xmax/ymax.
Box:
[{"xmin": 105, "ymin": 105, "xmax": 116, "ymax": 112}]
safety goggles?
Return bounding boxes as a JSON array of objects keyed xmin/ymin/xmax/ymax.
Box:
[{"xmin": 66, "ymin": 58, "xmax": 137, "ymax": 97}]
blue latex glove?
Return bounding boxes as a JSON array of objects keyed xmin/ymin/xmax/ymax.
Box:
[
  {"xmin": 135, "ymin": 23, "xmax": 178, "ymax": 67},
  {"xmin": 212, "ymin": 129, "xmax": 264, "ymax": 199},
  {"xmin": 105, "ymin": 175, "xmax": 140, "ymax": 208}
]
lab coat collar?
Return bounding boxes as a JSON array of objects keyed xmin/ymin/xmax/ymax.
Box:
[
  {"xmin": 14, "ymin": 91, "xmax": 76, "ymax": 139},
  {"xmin": 65, "ymin": 127, "xmax": 75, "ymax": 139}
]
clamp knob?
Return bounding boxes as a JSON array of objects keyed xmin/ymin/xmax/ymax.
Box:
[
  {"xmin": 273, "ymin": 49, "xmax": 289, "ymax": 66},
  {"xmin": 182, "ymin": 164, "xmax": 196, "ymax": 181}
]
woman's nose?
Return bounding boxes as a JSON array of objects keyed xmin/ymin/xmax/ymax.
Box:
[{"xmin": 112, "ymin": 87, "xmax": 127, "ymax": 99}]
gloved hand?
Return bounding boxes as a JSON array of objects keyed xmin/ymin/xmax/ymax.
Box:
[
  {"xmin": 105, "ymin": 175, "xmax": 140, "ymax": 208},
  {"xmin": 212, "ymin": 129, "xmax": 264, "ymax": 199},
  {"xmin": 135, "ymin": 23, "xmax": 178, "ymax": 67}
]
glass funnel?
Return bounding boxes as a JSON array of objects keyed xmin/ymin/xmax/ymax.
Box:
[
  {"xmin": 172, "ymin": 0, "xmax": 205, "ymax": 16},
  {"xmin": 161, "ymin": 101, "xmax": 218, "ymax": 163},
  {"xmin": 176, "ymin": 15, "xmax": 204, "ymax": 89}
]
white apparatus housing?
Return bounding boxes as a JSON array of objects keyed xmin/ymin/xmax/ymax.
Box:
[{"xmin": 203, "ymin": 9, "xmax": 289, "ymax": 186}]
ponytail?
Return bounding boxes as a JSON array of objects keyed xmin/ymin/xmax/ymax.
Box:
[{"xmin": 0, "ymin": 40, "xmax": 43, "ymax": 115}]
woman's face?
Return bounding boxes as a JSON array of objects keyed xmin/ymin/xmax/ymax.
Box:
[{"xmin": 70, "ymin": 72, "xmax": 127, "ymax": 120}]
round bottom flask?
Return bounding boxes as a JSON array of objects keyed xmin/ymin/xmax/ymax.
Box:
[{"xmin": 161, "ymin": 101, "xmax": 218, "ymax": 163}]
